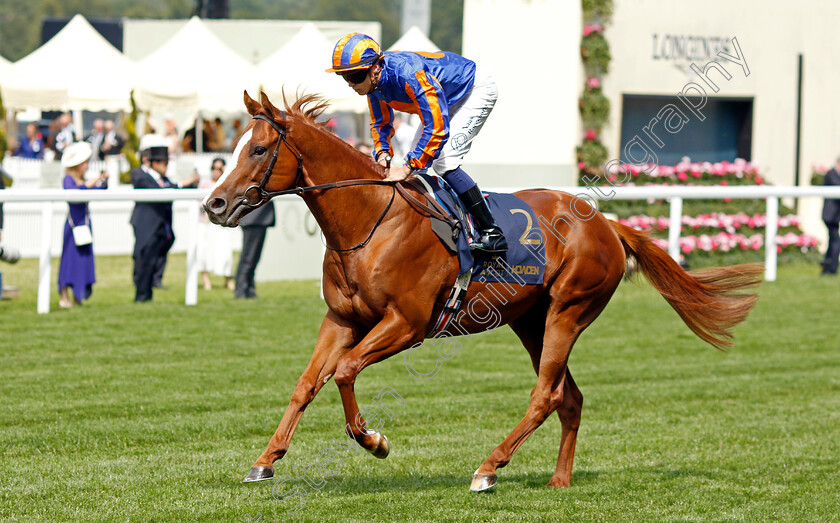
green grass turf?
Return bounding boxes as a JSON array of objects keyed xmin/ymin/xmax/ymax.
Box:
[{"xmin": 1, "ymin": 255, "xmax": 838, "ymax": 521}]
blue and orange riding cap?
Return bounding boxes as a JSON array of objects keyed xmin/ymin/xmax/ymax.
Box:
[{"xmin": 325, "ymin": 33, "xmax": 382, "ymax": 73}]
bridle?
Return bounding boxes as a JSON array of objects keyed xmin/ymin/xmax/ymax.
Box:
[
  {"xmin": 241, "ymin": 114, "xmax": 396, "ymax": 252},
  {"xmin": 241, "ymin": 114, "xmax": 306, "ymax": 207},
  {"xmin": 238, "ymin": 113, "xmax": 462, "ymax": 252}
]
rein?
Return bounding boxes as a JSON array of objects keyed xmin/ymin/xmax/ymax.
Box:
[{"xmin": 242, "ymin": 114, "xmax": 460, "ymax": 251}]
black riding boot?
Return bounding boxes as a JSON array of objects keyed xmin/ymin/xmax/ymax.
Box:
[{"xmin": 458, "ymin": 185, "xmax": 508, "ymax": 254}]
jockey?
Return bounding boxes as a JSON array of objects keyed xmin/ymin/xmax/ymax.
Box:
[{"xmin": 326, "ymin": 32, "xmax": 508, "ymax": 254}]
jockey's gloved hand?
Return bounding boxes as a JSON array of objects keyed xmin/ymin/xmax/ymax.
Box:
[{"xmin": 384, "ymin": 164, "xmax": 413, "ymax": 183}]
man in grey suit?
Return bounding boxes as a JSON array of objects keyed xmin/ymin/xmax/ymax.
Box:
[
  {"xmin": 821, "ymin": 157, "xmax": 840, "ymax": 275},
  {"xmin": 235, "ymin": 202, "xmax": 276, "ymax": 298}
]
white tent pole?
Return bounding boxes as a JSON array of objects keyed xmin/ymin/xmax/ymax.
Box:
[
  {"xmin": 136, "ymin": 112, "xmax": 147, "ymax": 141},
  {"xmin": 6, "ymin": 110, "xmax": 17, "ymax": 143},
  {"xmin": 72, "ymin": 109, "xmax": 83, "ymax": 140},
  {"xmin": 196, "ymin": 114, "xmax": 204, "ymax": 154}
]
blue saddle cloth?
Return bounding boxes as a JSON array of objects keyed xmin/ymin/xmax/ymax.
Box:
[{"xmin": 415, "ymin": 173, "xmax": 545, "ymax": 285}]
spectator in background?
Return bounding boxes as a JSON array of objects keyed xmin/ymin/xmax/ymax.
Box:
[
  {"xmin": 212, "ymin": 117, "xmax": 226, "ymax": 152},
  {"xmin": 86, "ymin": 119, "xmax": 105, "ymax": 160},
  {"xmin": 0, "ymin": 167, "xmax": 5, "ymax": 245},
  {"xmin": 44, "ymin": 117, "xmax": 60, "ymax": 158},
  {"xmin": 54, "ymin": 113, "xmax": 76, "ymax": 160},
  {"xmin": 197, "ymin": 158, "xmax": 235, "ymax": 290},
  {"xmin": 182, "ymin": 124, "xmax": 210, "ymax": 153},
  {"xmin": 99, "ymin": 120, "xmax": 125, "ymax": 158},
  {"xmin": 203, "ymin": 120, "xmax": 218, "ymax": 151},
  {"xmin": 130, "ymin": 135, "xmax": 200, "ymax": 302},
  {"xmin": 57, "ymin": 142, "xmax": 108, "ymax": 309},
  {"xmin": 151, "ymin": 245, "xmax": 168, "ymax": 290},
  {"xmin": 228, "ymin": 119, "xmax": 243, "ymax": 149},
  {"xmin": 0, "ymin": 166, "xmax": 22, "ymax": 299},
  {"xmin": 821, "ymin": 156, "xmax": 840, "ymax": 276},
  {"xmin": 0, "ymin": 167, "xmax": 4, "ymax": 241},
  {"xmin": 15, "ymin": 123, "xmax": 46, "ymax": 159},
  {"xmin": 163, "ymin": 114, "xmax": 182, "ymax": 155},
  {"xmin": 235, "ymin": 201, "xmax": 275, "ymax": 299}
]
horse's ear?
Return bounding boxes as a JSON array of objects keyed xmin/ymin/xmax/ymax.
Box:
[
  {"xmin": 260, "ymin": 91, "xmax": 283, "ymax": 120},
  {"xmin": 244, "ymin": 90, "xmax": 261, "ymax": 116}
]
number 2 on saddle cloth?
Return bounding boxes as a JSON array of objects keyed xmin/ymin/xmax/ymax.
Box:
[{"xmin": 413, "ymin": 173, "xmax": 546, "ymax": 337}]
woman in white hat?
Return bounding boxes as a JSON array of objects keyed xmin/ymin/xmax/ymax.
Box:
[{"xmin": 58, "ymin": 142, "xmax": 109, "ymax": 309}]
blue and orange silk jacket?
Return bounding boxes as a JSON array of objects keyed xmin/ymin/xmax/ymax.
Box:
[{"xmin": 368, "ymin": 51, "xmax": 476, "ymax": 170}]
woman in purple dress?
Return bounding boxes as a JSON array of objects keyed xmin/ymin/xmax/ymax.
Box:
[{"xmin": 58, "ymin": 142, "xmax": 109, "ymax": 309}]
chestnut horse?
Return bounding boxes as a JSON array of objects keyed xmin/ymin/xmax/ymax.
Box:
[{"xmin": 204, "ymin": 92, "xmax": 761, "ymax": 491}]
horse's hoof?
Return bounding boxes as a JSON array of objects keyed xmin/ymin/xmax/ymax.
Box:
[
  {"xmin": 243, "ymin": 466, "xmax": 274, "ymax": 483},
  {"xmin": 369, "ymin": 433, "xmax": 390, "ymax": 459},
  {"xmin": 469, "ymin": 469, "xmax": 498, "ymax": 492},
  {"xmin": 546, "ymin": 478, "xmax": 571, "ymax": 488}
]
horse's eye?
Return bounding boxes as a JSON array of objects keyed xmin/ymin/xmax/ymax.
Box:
[{"xmin": 253, "ymin": 145, "xmax": 267, "ymax": 156}]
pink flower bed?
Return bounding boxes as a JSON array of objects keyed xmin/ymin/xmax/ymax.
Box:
[
  {"xmin": 651, "ymin": 232, "xmax": 819, "ymax": 255},
  {"xmin": 604, "ymin": 156, "xmax": 764, "ymax": 184},
  {"xmin": 619, "ymin": 213, "xmax": 803, "ymax": 233}
]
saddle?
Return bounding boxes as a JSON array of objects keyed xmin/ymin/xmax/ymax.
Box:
[
  {"xmin": 396, "ymin": 174, "xmax": 470, "ymax": 252},
  {"xmin": 397, "ymin": 174, "xmax": 546, "ymax": 338}
]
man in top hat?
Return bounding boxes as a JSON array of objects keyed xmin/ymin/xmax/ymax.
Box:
[{"xmin": 129, "ymin": 135, "xmax": 199, "ymax": 302}]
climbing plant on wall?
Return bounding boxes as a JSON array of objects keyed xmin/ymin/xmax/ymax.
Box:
[
  {"xmin": 0, "ymin": 90, "xmax": 7, "ymax": 163},
  {"xmin": 576, "ymin": 0, "xmax": 613, "ymax": 181},
  {"xmin": 119, "ymin": 90, "xmax": 141, "ymax": 184}
]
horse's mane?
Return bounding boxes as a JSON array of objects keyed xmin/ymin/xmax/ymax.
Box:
[
  {"xmin": 282, "ymin": 91, "xmax": 330, "ymax": 123},
  {"xmin": 273, "ymin": 92, "xmax": 381, "ymax": 175}
]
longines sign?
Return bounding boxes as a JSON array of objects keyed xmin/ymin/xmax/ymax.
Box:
[{"xmin": 652, "ymin": 34, "xmax": 734, "ymax": 63}]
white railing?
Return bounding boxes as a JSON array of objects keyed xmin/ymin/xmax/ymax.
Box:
[
  {"xmin": 2, "ymin": 185, "xmax": 840, "ymax": 314},
  {"xmin": 1, "ymin": 153, "xmax": 230, "ymax": 190},
  {"xmin": 2, "ymin": 156, "xmax": 130, "ymax": 190},
  {"xmin": 0, "ymin": 188, "xmax": 296, "ymax": 314},
  {"xmin": 490, "ymin": 185, "xmax": 840, "ymax": 283}
]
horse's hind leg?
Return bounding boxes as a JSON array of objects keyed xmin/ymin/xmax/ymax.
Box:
[
  {"xmin": 472, "ymin": 266, "xmax": 620, "ymax": 491},
  {"xmin": 548, "ymin": 368, "xmax": 582, "ymax": 487},
  {"xmin": 510, "ymin": 313, "xmax": 584, "ymax": 488},
  {"xmin": 470, "ymin": 308, "xmax": 579, "ymax": 491}
]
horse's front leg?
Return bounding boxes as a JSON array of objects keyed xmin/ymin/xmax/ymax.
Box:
[
  {"xmin": 244, "ymin": 311, "xmax": 356, "ymax": 482},
  {"xmin": 333, "ymin": 309, "xmax": 423, "ymax": 457}
]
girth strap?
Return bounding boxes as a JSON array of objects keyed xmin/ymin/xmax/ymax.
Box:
[{"xmin": 427, "ymin": 269, "xmax": 472, "ymax": 338}]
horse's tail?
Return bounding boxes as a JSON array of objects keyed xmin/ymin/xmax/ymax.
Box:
[{"xmin": 609, "ymin": 221, "xmax": 762, "ymax": 350}]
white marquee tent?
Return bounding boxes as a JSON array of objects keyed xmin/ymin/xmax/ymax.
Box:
[
  {"xmin": 133, "ymin": 16, "xmax": 259, "ymax": 114},
  {"xmin": 0, "ymin": 35, "xmax": 64, "ymax": 111},
  {"xmin": 0, "ymin": 54, "xmax": 13, "ymax": 102},
  {"xmin": 1, "ymin": 16, "xmax": 387, "ymax": 116},
  {"xmin": 0, "ymin": 54, "xmax": 11, "ymax": 77},
  {"xmin": 258, "ymin": 23, "xmax": 367, "ymax": 113},
  {"xmin": 387, "ymin": 26, "xmax": 442, "ymax": 53},
  {"xmin": 2, "ymin": 14, "xmax": 134, "ymax": 111}
]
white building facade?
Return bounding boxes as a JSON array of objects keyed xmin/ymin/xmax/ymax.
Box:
[{"xmin": 462, "ymin": 0, "xmax": 840, "ymax": 237}]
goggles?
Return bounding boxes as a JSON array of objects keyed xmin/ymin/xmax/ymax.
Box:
[{"xmin": 340, "ymin": 68, "xmax": 370, "ymax": 85}]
